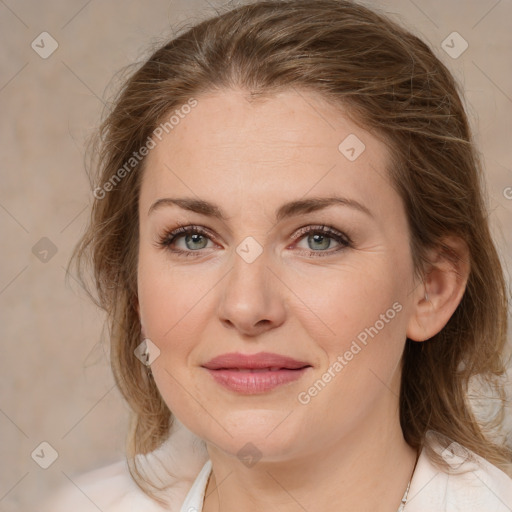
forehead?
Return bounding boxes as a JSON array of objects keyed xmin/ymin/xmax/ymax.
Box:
[{"xmin": 140, "ymin": 88, "xmax": 394, "ymax": 217}]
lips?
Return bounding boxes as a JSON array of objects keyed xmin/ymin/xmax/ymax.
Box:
[{"xmin": 201, "ymin": 352, "xmax": 312, "ymax": 394}]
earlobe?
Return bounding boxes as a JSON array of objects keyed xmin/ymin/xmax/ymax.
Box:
[{"xmin": 406, "ymin": 236, "xmax": 470, "ymax": 342}]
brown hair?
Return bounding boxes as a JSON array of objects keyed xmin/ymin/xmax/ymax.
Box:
[{"xmin": 71, "ymin": 0, "xmax": 512, "ymax": 504}]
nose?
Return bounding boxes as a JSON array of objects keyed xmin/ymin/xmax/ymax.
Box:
[{"xmin": 217, "ymin": 250, "xmax": 286, "ymax": 337}]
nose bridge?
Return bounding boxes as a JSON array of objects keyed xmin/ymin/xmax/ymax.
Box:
[
  {"xmin": 217, "ymin": 240, "xmax": 285, "ymax": 334},
  {"xmin": 225, "ymin": 242, "xmax": 272, "ymax": 307},
  {"xmin": 230, "ymin": 242, "xmax": 269, "ymax": 289}
]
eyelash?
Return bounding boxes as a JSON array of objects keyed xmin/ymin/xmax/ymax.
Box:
[{"xmin": 155, "ymin": 223, "xmax": 352, "ymax": 259}]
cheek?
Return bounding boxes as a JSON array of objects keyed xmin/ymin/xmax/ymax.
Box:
[
  {"xmin": 313, "ymin": 261, "xmax": 412, "ymax": 404},
  {"xmin": 137, "ymin": 258, "xmax": 215, "ymax": 411},
  {"xmin": 137, "ymin": 253, "xmax": 218, "ymax": 350},
  {"xmin": 295, "ymin": 278, "xmax": 407, "ymax": 436},
  {"xmin": 299, "ymin": 262, "xmax": 405, "ymax": 348}
]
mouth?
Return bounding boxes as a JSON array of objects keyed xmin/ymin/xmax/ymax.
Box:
[{"xmin": 201, "ymin": 352, "xmax": 312, "ymax": 394}]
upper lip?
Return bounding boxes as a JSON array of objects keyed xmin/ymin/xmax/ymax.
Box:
[{"xmin": 202, "ymin": 351, "xmax": 311, "ymax": 370}]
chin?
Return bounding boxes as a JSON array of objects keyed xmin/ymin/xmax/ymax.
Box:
[{"xmin": 195, "ymin": 411, "xmax": 305, "ymax": 462}]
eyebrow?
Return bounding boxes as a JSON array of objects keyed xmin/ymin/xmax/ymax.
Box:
[{"xmin": 148, "ymin": 195, "xmax": 374, "ymax": 221}]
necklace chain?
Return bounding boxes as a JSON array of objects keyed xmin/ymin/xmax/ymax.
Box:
[
  {"xmin": 396, "ymin": 479, "xmax": 411, "ymax": 512},
  {"xmin": 396, "ymin": 446, "xmax": 420, "ymax": 512}
]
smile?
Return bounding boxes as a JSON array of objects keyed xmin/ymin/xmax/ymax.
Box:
[{"xmin": 201, "ymin": 352, "xmax": 312, "ymax": 394}]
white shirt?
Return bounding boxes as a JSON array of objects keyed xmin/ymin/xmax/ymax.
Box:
[{"xmin": 42, "ymin": 420, "xmax": 512, "ymax": 512}]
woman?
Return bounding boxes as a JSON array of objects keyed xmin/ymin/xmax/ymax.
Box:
[{"xmin": 43, "ymin": 0, "xmax": 512, "ymax": 510}]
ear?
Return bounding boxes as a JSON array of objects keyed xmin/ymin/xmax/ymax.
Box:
[{"xmin": 406, "ymin": 235, "xmax": 470, "ymax": 342}]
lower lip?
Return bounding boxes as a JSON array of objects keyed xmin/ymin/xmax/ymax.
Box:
[{"xmin": 204, "ymin": 368, "xmax": 310, "ymax": 394}]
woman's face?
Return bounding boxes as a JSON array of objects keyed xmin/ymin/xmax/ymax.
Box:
[{"xmin": 137, "ymin": 88, "xmax": 421, "ymax": 460}]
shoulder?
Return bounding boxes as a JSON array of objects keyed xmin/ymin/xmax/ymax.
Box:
[
  {"xmin": 41, "ymin": 458, "xmax": 164, "ymax": 512},
  {"xmin": 41, "ymin": 421, "xmax": 209, "ymax": 512},
  {"xmin": 407, "ymin": 431, "xmax": 512, "ymax": 511}
]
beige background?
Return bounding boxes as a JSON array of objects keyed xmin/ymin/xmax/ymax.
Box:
[{"xmin": 1, "ymin": 0, "xmax": 511, "ymax": 510}]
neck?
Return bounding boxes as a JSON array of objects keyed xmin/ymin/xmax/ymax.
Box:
[{"xmin": 202, "ymin": 403, "xmax": 418, "ymax": 512}]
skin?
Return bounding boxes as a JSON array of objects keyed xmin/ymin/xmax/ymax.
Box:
[{"xmin": 136, "ymin": 88, "xmax": 469, "ymax": 512}]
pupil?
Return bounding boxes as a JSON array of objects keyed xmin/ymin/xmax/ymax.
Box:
[
  {"xmin": 187, "ymin": 234, "xmax": 206, "ymax": 249},
  {"xmin": 310, "ymin": 234, "xmax": 330, "ymax": 250}
]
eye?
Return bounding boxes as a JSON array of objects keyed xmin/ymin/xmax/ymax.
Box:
[
  {"xmin": 156, "ymin": 224, "xmax": 215, "ymax": 257},
  {"xmin": 155, "ymin": 224, "xmax": 352, "ymax": 258},
  {"xmin": 291, "ymin": 225, "xmax": 352, "ymax": 258}
]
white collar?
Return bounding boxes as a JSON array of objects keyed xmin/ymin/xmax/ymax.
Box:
[
  {"xmin": 179, "ymin": 459, "xmax": 212, "ymax": 512},
  {"xmin": 174, "ymin": 429, "xmax": 512, "ymax": 512},
  {"xmin": 43, "ymin": 422, "xmax": 512, "ymax": 512}
]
